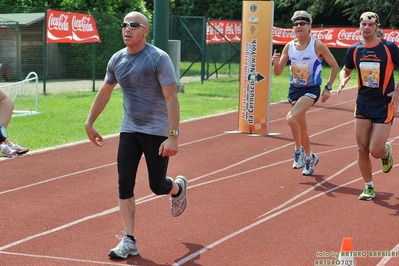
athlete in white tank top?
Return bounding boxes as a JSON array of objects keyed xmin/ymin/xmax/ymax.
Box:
[
  {"xmin": 288, "ymin": 38, "xmax": 322, "ymax": 88},
  {"xmin": 270, "ymin": 10, "xmax": 339, "ymax": 176}
]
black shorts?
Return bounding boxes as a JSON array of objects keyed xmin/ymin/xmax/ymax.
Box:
[
  {"xmin": 354, "ymin": 103, "xmax": 394, "ymax": 124},
  {"xmin": 117, "ymin": 132, "xmax": 173, "ymax": 199},
  {"xmin": 288, "ymin": 85, "xmax": 321, "ymax": 104}
]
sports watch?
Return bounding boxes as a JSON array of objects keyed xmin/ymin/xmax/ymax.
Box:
[
  {"xmin": 169, "ymin": 129, "xmax": 180, "ymax": 137},
  {"xmin": 0, "ymin": 123, "xmax": 8, "ymax": 142},
  {"xmin": 325, "ymin": 84, "xmax": 333, "ymax": 91}
]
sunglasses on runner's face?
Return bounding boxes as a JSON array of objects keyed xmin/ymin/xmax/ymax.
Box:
[
  {"xmin": 293, "ymin": 21, "xmax": 309, "ymax": 27},
  {"xmin": 121, "ymin": 22, "xmax": 148, "ymax": 29}
]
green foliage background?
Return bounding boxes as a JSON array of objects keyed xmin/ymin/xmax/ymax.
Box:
[{"xmin": 0, "ymin": 0, "xmax": 398, "ymax": 27}]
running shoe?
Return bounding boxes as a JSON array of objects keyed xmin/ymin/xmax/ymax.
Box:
[
  {"xmin": 302, "ymin": 153, "xmax": 319, "ymax": 176},
  {"xmin": 292, "ymin": 147, "xmax": 305, "ymax": 169},
  {"xmin": 108, "ymin": 234, "xmax": 139, "ymax": 258},
  {"xmin": 170, "ymin": 175, "xmax": 187, "ymax": 217},
  {"xmin": 1, "ymin": 144, "xmax": 17, "ymax": 158},
  {"xmin": 6, "ymin": 141, "xmax": 29, "ymax": 155},
  {"xmin": 381, "ymin": 142, "xmax": 393, "ymax": 173},
  {"xmin": 359, "ymin": 185, "xmax": 375, "ymax": 201}
]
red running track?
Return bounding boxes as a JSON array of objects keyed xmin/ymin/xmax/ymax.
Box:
[{"xmin": 1, "ymin": 87, "xmax": 399, "ymax": 266}]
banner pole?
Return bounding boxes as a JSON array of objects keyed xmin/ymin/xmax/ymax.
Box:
[
  {"xmin": 237, "ymin": 1, "xmax": 274, "ymax": 135},
  {"xmin": 43, "ymin": 6, "xmax": 48, "ymax": 95}
]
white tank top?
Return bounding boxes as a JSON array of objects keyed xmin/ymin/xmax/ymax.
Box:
[{"xmin": 288, "ymin": 38, "xmax": 322, "ymax": 88}]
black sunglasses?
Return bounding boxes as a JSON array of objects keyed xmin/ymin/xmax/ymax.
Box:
[
  {"xmin": 293, "ymin": 21, "xmax": 309, "ymax": 27},
  {"xmin": 121, "ymin": 22, "xmax": 148, "ymax": 29}
]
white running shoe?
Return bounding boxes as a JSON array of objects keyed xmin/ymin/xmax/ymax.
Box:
[
  {"xmin": 170, "ymin": 175, "xmax": 188, "ymax": 217},
  {"xmin": 1, "ymin": 144, "xmax": 17, "ymax": 158},
  {"xmin": 6, "ymin": 141, "xmax": 29, "ymax": 155},
  {"xmin": 108, "ymin": 234, "xmax": 139, "ymax": 258},
  {"xmin": 292, "ymin": 147, "xmax": 305, "ymax": 169},
  {"xmin": 302, "ymin": 153, "xmax": 319, "ymax": 176}
]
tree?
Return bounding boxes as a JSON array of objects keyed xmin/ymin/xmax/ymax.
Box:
[
  {"xmin": 275, "ymin": 0, "xmax": 351, "ymax": 26},
  {"xmin": 275, "ymin": 0, "xmax": 399, "ymax": 28},
  {"xmin": 334, "ymin": 0, "xmax": 399, "ymax": 28},
  {"xmin": 172, "ymin": 0, "xmax": 242, "ymax": 19},
  {"xmin": 0, "ymin": 0, "xmax": 150, "ymax": 15}
]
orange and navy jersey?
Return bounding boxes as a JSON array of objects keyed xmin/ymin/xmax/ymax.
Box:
[{"xmin": 343, "ymin": 38, "xmax": 399, "ymax": 106}]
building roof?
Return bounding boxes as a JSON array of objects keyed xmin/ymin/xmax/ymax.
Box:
[{"xmin": 0, "ymin": 13, "xmax": 44, "ymax": 26}]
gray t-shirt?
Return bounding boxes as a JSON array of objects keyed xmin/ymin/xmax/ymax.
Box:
[{"xmin": 105, "ymin": 44, "xmax": 177, "ymax": 137}]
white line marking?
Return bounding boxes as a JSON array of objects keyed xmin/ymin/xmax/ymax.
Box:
[
  {"xmin": 4, "ymin": 94, "xmax": 387, "ymax": 265},
  {"xmin": 377, "ymin": 243, "xmax": 399, "ymax": 265},
  {"xmin": 172, "ymin": 163, "xmax": 399, "ymax": 266},
  {"xmin": 0, "ymin": 250, "xmax": 133, "ymax": 265},
  {"xmin": 0, "ymin": 162, "xmax": 115, "ymax": 195}
]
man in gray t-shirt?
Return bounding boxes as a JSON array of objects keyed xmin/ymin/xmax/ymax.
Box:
[{"xmin": 84, "ymin": 11, "xmax": 187, "ymax": 259}]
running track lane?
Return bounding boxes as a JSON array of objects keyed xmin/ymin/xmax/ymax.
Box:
[{"xmin": 0, "ymin": 87, "xmax": 399, "ymax": 266}]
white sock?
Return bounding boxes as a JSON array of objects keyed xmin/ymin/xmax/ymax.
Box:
[{"xmin": 294, "ymin": 146, "xmax": 303, "ymax": 153}]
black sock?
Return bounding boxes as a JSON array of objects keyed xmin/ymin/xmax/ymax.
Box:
[
  {"xmin": 126, "ymin": 234, "xmax": 135, "ymax": 242},
  {"xmin": 174, "ymin": 183, "xmax": 182, "ymax": 197}
]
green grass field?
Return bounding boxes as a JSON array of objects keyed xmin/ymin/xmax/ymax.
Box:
[{"xmin": 4, "ymin": 63, "xmax": 371, "ymax": 152}]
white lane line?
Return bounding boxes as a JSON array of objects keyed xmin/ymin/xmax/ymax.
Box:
[
  {"xmin": 0, "ymin": 116, "xmax": 357, "ymax": 251},
  {"xmin": 0, "ymin": 163, "xmax": 115, "ymax": 195},
  {"xmin": 0, "ymin": 118, "xmax": 354, "ymax": 195},
  {"xmin": 172, "ymin": 164, "xmax": 399, "ymax": 266},
  {"xmin": 0, "ymin": 93, "xmax": 364, "ymax": 263},
  {"xmin": 0, "ymin": 143, "xmax": 357, "ymax": 252},
  {"xmin": 0, "ymin": 250, "xmax": 133, "ymax": 265},
  {"xmin": 377, "ymin": 243, "xmax": 399, "ymax": 265},
  {"xmin": 0, "ymin": 97, "xmax": 355, "ymax": 195},
  {"xmin": 258, "ymin": 160, "xmax": 358, "ymax": 218},
  {"xmin": 0, "ymin": 143, "xmax": 364, "ymax": 254},
  {"xmin": 189, "ymin": 119, "xmax": 354, "ymax": 184},
  {"xmin": 3, "ymin": 159, "xmax": 398, "ymax": 265}
]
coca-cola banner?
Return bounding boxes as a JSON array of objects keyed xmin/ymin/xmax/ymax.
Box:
[
  {"xmin": 207, "ymin": 20, "xmax": 241, "ymax": 44},
  {"xmin": 273, "ymin": 27, "xmax": 399, "ymax": 48},
  {"xmin": 207, "ymin": 24, "xmax": 399, "ymax": 47},
  {"xmin": 46, "ymin": 10, "xmax": 101, "ymax": 43}
]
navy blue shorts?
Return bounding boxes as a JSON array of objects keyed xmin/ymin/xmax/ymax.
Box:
[
  {"xmin": 354, "ymin": 103, "xmax": 394, "ymax": 124},
  {"xmin": 288, "ymin": 85, "xmax": 321, "ymax": 105}
]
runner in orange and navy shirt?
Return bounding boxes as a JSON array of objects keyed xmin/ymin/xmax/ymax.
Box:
[{"xmin": 338, "ymin": 11, "xmax": 399, "ymax": 201}]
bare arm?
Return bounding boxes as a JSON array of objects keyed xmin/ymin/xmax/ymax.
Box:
[
  {"xmin": 84, "ymin": 82, "xmax": 117, "ymax": 146},
  {"xmin": 271, "ymin": 43, "xmax": 290, "ymax": 76},
  {"xmin": 315, "ymin": 40, "xmax": 339, "ymax": 102},
  {"xmin": 316, "ymin": 40, "xmax": 339, "ymax": 87},
  {"xmin": 159, "ymin": 83, "xmax": 180, "ymax": 157},
  {"xmin": 337, "ymin": 66, "xmax": 352, "ymax": 94},
  {"xmin": 387, "ymin": 82, "xmax": 399, "ymax": 109}
]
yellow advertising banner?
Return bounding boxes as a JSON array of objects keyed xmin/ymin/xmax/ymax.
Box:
[{"xmin": 238, "ymin": 1, "xmax": 274, "ymax": 134}]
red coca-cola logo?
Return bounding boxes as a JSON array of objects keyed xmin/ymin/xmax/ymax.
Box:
[
  {"xmin": 272, "ymin": 27, "xmax": 295, "ymax": 38},
  {"xmin": 337, "ymin": 29, "xmax": 363, "ymax": 41},
  {"xmin": 48, "ymin": 13, "xmax": 69, "ymax": 31},
  {"xmin": 311, "ymin": 29, "xmax": 334, "ymax": 40},
  {"xmin": 385, "ymin": 32, "xmax": 399, "ymax": 42},
  {"xmin": 72, "ymin": 16, "xmax": 94, "ymax": 32}
]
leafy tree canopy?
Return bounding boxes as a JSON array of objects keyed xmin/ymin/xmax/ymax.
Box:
[
  {"xmin": 0, "ymin": 0, "xmax": 150, "ymax": 17},
  {"xmin": 170, "ymin": 0, "xmax": 399, "ymax": 28},
  {"xmin": 0, "ymin": 0, "xmax": 398, "ymax": 28}
]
